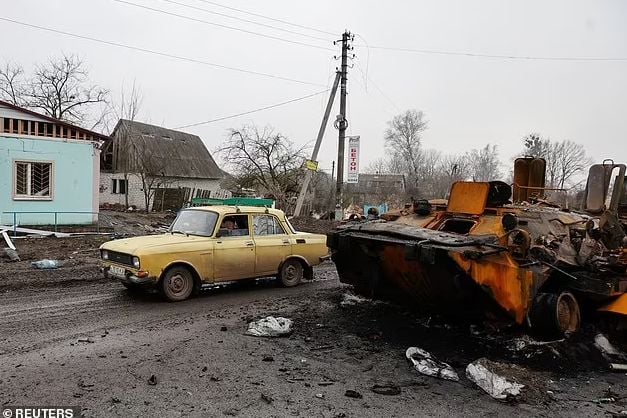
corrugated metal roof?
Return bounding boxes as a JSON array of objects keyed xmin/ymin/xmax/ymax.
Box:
[{"xmin": 109, "ymin": 120, "xmax": 223, "ymax": 179}]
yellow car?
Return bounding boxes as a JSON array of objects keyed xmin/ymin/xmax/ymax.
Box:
[{"xmin": 100, "ymin": 206, "xmax": 329, "ymax": 301}]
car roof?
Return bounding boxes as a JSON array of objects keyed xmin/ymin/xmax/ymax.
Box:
[{"xmin": 184, "ymin": 206, "xmax": 285, "ymax": 217}]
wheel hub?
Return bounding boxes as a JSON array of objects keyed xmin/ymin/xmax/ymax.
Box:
[{"xmin": 169, "ymin": 274, "xmax": 186, "ymax": 294}]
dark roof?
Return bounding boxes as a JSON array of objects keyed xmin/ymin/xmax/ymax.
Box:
[
  {"xmin": 0, "ymin": 99, "xmax": 109, "ymax": 142},
  {"xmin": 108, "ymin": 119, "xmax": 223, "ymax": 179},
  {"xmin": 359, "ymin": 173, "xmax": 405, "ymax": 183}
]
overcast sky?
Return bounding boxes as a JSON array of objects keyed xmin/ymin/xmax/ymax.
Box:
[{"xmin": 2, "ymin": 0, "xmax": 626, "ymax": 177}]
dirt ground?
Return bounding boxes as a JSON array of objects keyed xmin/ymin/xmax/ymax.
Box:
[{"xmin": 0, "ymin": 214, "xmax": 626, "ymax": 417}]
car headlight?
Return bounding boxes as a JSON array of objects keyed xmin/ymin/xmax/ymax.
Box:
[
  {"xmin": 101, "ymin": 250, "xmax": 109, "ymax": 260},
  {"xmin": 132, "ymin": 256, "xmax": 140, "ymax": 269}
]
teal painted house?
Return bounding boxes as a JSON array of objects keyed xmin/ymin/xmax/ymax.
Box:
[{"xmin": 0, "ymin": 100, "xmax": 108, "ymax": 226}]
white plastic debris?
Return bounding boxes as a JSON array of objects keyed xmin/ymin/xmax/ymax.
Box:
[
  {"xmin": 340, "ymin": 293, "xmax": 371, "ymax": 307},
  {"xmin": 246, "ymin": 316, "xmax": 293, "ymax": 337},
  {"xmin": 465, "ymin": 358, "xmax": 524, "ymax": 400},
  {"xmin": 31, "ymin": 259, "xmax": 60, "ymax": 269},
  {"xmin": 594, "ymin": 334, "xmax": 623, "ymax": 357},
  {"xmin": 405, "ymin": 347, "xmax": 459, "ymax": 381}
]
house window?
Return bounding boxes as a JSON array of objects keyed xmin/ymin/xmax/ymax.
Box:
[
  {"xmin": 111, "ymin": 179, "xmax": 128, "ymax": 194},
  {"xmin": 14, "ymin": 161, "xmax": 53, "ymax": 200}
]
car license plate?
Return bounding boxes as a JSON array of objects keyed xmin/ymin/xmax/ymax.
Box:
[{"xmin": 110, "ymin": 265, "xmax": 126, "ymax": 278}]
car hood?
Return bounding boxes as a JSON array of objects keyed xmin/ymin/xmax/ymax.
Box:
[{"xmin": 100, "ymin": 233, "xmax": 208, "ymax": 254}]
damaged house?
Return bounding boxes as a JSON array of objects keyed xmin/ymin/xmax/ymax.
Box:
[
  {"xmin": 0, "ymin": 100, "xmax": 106, "ymax": 226},
  {"xmin": 100, "ymin": 120, "xmax": 230, "ymax": 211},
  {"xmin": 345, "ymin": 173, "xmax": 406, "ymax": 211}
]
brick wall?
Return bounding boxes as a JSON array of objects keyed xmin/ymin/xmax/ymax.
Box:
[{"xmin": 99, "ymin": 172, "xmax": 231, "ymax": 210}]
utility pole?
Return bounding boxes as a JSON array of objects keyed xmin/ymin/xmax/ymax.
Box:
[
  {"xmin": 335, "ymin": 31, "xmax": 352, "ymax": 220},
  {"xmin": 293, "ymin": 72, "xmax": 341, "ymax": 217}
]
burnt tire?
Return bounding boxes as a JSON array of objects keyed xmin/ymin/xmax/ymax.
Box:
[
  {"xmin": 279, "ymin": 259, "xmax": 304, "ymax": 287},
  {"xmin": 530, "ymin": 291, "xmax": 581, "ymax": 337},
  {"xmin": 160, "ymin": 266, "xmax": 194, "ymax": 302}
]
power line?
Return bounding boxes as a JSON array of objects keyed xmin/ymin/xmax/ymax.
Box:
[
  {"xmin": 111, "ymin": 0, "xmax": 335, "ymax": 52},
  {"xmin": 174, "ymin": 89, "xmax": 329, "ymax": 129},
  {"xmin": 354, "ymin": 44, "xmax": 627, "ymax": 62},
  {"xmin": 193, "ymin": 0, "xmax": 337, "ymax": 37},
  {"xmin": 0, "ymin": 16, "xmax": 326, "ymax": 87},
  {"xmin": 157, "ymin": 0, "xmax": 333, "ymax": 43}
]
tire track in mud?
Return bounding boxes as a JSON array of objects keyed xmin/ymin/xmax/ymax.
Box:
[{"xmin": 0, "ymin": 268, "xmax": 339, "ymax": 354}]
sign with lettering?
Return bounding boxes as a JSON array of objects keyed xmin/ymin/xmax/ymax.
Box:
[{"xmin": 347, "ymin": 136, "xmax": 360, "ymax": 184}]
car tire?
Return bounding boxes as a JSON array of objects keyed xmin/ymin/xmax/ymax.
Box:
[
  {"xmin": 530, "ymin": 291, "xmax": 581, "ymax": 337},
  {"xmin": 279, "ymin": 259, "xmax": 304, "ymax": 287},
  {"xmin": 160, "ymin": 266, "xmax": 194, "ymax": 302}
]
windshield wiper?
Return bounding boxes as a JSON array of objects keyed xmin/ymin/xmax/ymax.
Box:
[{"xmin": 170, "ymin": 229, "xmax": 189, "ymax": 236}]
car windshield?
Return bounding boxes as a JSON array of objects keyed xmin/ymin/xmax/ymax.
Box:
[{"xmin": 170, "ymin": 210, "xmax": 218, "ymax": 237}]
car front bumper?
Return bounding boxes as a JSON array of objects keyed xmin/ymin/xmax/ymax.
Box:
[{"xmin": 102, "ymin": 264, "xmax": 156, "ymax": 286}]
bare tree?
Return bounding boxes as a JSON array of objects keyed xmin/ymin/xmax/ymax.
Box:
[
  {"xmin": 0, "ymin": 54, "xmax": 109, "ymax": 129},
  {"xmin": 217, "ymin": 125, "xmax": 307, "ymax": 210},
  {"xmin": 467, "ymin": 144, "xmax": 502, "ymax": 181},
  {"xmin": 364, "ymin": 157, "xmax": 391, "ymax": 174},
  {"xmin": 384, "ymin": 110, "xmax": 428, "ymax": 178},
  {"xmin": 0, "ymin": 62, "xmax": 26, "ymax": 106},
  {"xmin": 522, "ymin": 134, "xmax": 590, "ymax": 188},
  {"xmin": 116, "ymin": 82, "xmax": 143, "ymax": 208}
]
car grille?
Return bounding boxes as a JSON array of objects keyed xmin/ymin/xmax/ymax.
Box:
[{"xmin": 108, "ymin": 251, "xmax": 133, "ymax": 267}]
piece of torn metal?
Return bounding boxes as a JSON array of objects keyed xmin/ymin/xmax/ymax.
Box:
[
  {"xmin": 246, "ymin": 316, "xmax": 293, "ymax": 337},
  {"xmin": 465, "ymin": 358, "xmax": 524, "ymax": 400},
  {"xmin": 405, "ymin": 347, "xmax": 459, "ymax": 381}
]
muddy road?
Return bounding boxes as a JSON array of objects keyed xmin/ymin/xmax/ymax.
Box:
[{"xmin": 0, "ymin": 237, "xmax": 626, "ymax": 417}]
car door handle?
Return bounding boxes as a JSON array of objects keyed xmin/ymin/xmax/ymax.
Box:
[
  {"xmin": 282, "ymin": 239, "xmax": 290, "ymax": 244},
  {"xmin": 245, "ymin": 241, "xmax": 254, "ymax": 247}
]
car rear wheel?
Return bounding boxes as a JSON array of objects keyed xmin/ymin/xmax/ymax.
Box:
[
  {"xmin": 279, "ymin": 259, "xmax": 304, "ymax": 287},
  {"xmin": 160, "ymin": 267, "xmax": 194, "ymax": 302},
  {"xmin": 530, "ymin": 291, "xmax": 581, "ymax": 337}
]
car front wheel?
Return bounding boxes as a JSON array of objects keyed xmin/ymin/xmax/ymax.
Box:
[
  {"xmin": 160, "ymin": 267, "xmax": 194, "ymax": 302},
  {"xmin": 279, "ymin": 259, "xmax": 304, "ymax": 287}
]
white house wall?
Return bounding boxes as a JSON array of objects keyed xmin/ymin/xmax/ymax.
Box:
[{"xmin": 99, "ymin": 173, "xmax": 231, "ymax": 209}]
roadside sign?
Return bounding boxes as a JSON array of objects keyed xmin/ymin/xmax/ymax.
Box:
[
  {"xmin": 347, "ymin": 136, "xmax": 360, "ymax": 183},
  {"xmin": 305, "ymin": 159, "xmax": 319, "ymax": 171}
]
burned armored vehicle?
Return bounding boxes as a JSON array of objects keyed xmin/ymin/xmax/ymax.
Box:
[{"xmin": 328, "ymin": 159, "xmax": 627, "ymax": 336}]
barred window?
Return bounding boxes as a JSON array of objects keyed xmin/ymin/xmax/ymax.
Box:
[{"xmin": 14, "ymin": 161, "xmax": 53, "ymax": 199}]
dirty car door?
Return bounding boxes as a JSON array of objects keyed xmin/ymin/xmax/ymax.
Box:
[
  {"xmin": 252, "ymin": 214, "xmax": 291, "ymax": 275},
  {"xmin": 213, "ymin": 214, "xmax": 255, "ymax": 281}
]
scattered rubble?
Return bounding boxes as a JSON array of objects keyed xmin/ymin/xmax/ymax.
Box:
[
  {"xmin": 466, "ymin": 358, "xmax": 525, "ymax": 400},
  {"xmin": 3, "ymin": 248, "xmax": 20, "ymax": 261},
  {"xmin": 246, "ymin": 316, "xmax": 293, "ymax": 337},
  {"xmin": 371, "ymin": 384, "xmax": 401, "ymax": 396},
  {"xmin": 405, "ymin": 347, "xmax": 459, "ymax": 381},
  {"xmin": 340, "ymin": 292, "xmax": 373, "ymax": 307},
  {"xmin": 344, "ymin": 389, "xmax": 363, "ymax": 399}
]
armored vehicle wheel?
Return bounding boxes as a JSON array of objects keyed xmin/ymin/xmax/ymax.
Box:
[
  {"xmin": 160, "ymin": 267, "xmax": 194, "ymax": 302},
  {"xmin": 279, "ymin": 259, "xmax": 304, "ymax": 287},
  {"xmin": 530, "ymin": 291, "xmax": 581, "ymax": 337}
]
